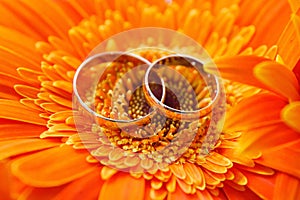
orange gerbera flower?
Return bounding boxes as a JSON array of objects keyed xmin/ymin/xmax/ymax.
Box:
[{"xmin": 0, "ymin": 0, "xmax": 299, "ymax": 200}]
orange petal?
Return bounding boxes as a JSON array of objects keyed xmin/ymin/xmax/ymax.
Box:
[
  {"xmin": 0, "ymin": 161, "xmax": 11, "ymax": 200},
  {"xmin": 196, "ymin": 190, "xmax": 214, "ymax": 200},
  {"xmin": 176, "ymin": 178, "xmax": 192, "ymax": 194},
  {"xmin": 273, "ymin": 172, "xmax": 300, "ymax": 200},
  {"xmin": 0, "ymin": 4, "xmax": 42, "ymax": 40},
  {"xmin": 281, "ymin": 102, "xmax": 300, "ymax": 133},
  {"xmin": 100, "ymin": 166, "xmax": 118, "ymax": 180},
  {"xmin": 41, "ymin": 62, "xmax": 65, "ymax": 81},
  {"xmin": 210, "ymin": 0, "xmax": 240, "ymax": 13},
  {"xmin": 237, "ymin": 122, "xmax": 299, "ymax": 157},
  {"xmin": 288, "ymin": 0, "xmax": 300, "ymax": 12},
  {"xmin": 182, "ymin": 9, "xmax": 201, "ymax": 40},
  {"xmin": 224, "ymin": 93, "xmax": 286, "ymax": 131},
  {"xmin": 0, "ymin": 73, "xmax": 23, "ymax": 99},
  {"xmin": 256, "ymin": 139, "xmax": 300, "ymax": 179},
  {"xmin": 230, "ymin": 168, "xmax": 247, "ymax": 186},
  {"xmin": 53, "ymin": 81, "xmax": 73, "ymax": 94},
  {"xmin": 40, "ymin": 102, "xmax": 69, "ymax": 113},
  {"xmin": 0, "ymin": 26, "xmax": 42, "ymax": 64},
  {"xmin": 169, "ymin": 164, "xmax": 186, "ymax": 180},
  {"xmin": 241, "ymin": 171, "xmax": 276, "ymax": 200},
  {"xmin": 254, "ymin": 61, "xmax": 300, "ymax": 101},
  {"xmin": 11, "ymin": 145, "xmax": 95, "ymax": 187},
  {"xmin": 66, "ymin": 0, "xmax": 97, "ymax": 19},
  {"xmin": 277, "ymin": 12, "xmax": 300, "ymax": 69},
  {"xmin": 0, "ymin": 99, "xmax": 47, "ymax": 125},
  {"xmin": 0, "ymin": 45, "xmax": 40, "ymax": 69},
  {"xmin": 99, "ymin": 172, "xmax": 145, "ymax": 200},
  {"xmin": 166, "ymin": 175, "xmax": 177, "ymax": 193},
  {"xmin": 153, "ymin": 169, "xmax": 172, "ymax": 182},
  {"xmin": 202, "ymin": 161, "xmax": 228, "ymax": 174},
  {"xmin": 1, "ymin": 161, "xmax": 27, "ymax": 200},
  {"xmin": 17, "ymin": 67, "xmax": 42, "ymax": 87},
  {"xmin": 14, "ymin": 85, "xmax": 40, "ymax": 99},
  {"xmin": 49, "ymin": 111, "xmax": 73, "ymax": 122},
  {"xmin": 206, "ymin": 152, "xmax": 232, "ymax": 167},
  {"xmin": 48, "ymin": 123, "xmax": 76, "ymax": 132},
  {"xmin": 53, "ymin": 167, "xmax": 103, "ymax": 200},
  {"xmin": 205, "ymin": 55, "xmax": 270, "ymax": 90},
  {"xmin": 19, "ymin": 187, "xmax": 64, "ymax": 200},
  {"xmin": 40, "ymin": 131, "xmax": 75, "ymax": 139},
  {"xmin": 0, "ymin": 72, "xmax": 26, "ymax": 88},
  {"xmin": 142, "ymin": 183, "xmax": 152, "ymax": 200},
  {"xmin": 167, "ymin": 186, "xmax": 199, "ymax": 200},
  {"xmin": 293, "ymin": 59, "xmax": 300, "ymax": 84},
  {"xmin": 41, "ymin": 81, "xmax": 71, "ymax": 97},
  {"xmin": 238, "ymin": 0, "xmax": 291, "ymax": 48},
  {"xmin": 20, "ymin": 99, "xmax": 42, "ymax": 111},
  {"xmin": 292, "ymin": 12, "xmax": 300, "ymax": 42},
  {"xmin": 202, "ymin": 169, "xmax": 220, "ymax": 186},
  {"xmin": 2, "ymin": 0, "xmax": 78, "ymax": 40},
  {"xmin": 0, "ymin": 62, "xmax": 22, "ymax": 80},
  {"xmin": 223, "ymin": 183, "xmax": 262, "ymax": 200},
  {"xmin": 237, "ymin": 163, "xmax": 274, "ymax": 176},
  {"xmin": 0, "ymin": 139, "xmax": 60, "ymax": 160},
  {"xmin": 183, "ymin": 163, "xmax": 204, "ymax": 186},
  {"xmin": 151, "ymin": 178, "xmax": 163, "ymax": 190},
  {"xmin": 150, "ymin": 187, "xmax": 168, "ymax": 200},
  {"xmin": 0, "ymin": 85, "xmax": 20, "ymax": 100},
  {"xmin": 221, "ymin": 149, "xmax": 255, "ymax": 167}
]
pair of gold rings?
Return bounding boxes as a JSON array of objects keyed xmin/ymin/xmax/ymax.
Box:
[{"xmin": 73, "ymin": 51, "xmax": 220, "ymax": 131}]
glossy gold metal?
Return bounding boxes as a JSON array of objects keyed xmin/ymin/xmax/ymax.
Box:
[
  {"xmin": 143, "ymin": 54, "xmax": 220, "ymax": 121},
  {"xmin": 73, "ymin": 51, "xmax": 165, "ymax": 130}
]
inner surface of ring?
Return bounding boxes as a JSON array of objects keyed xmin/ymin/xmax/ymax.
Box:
[
  {"xmin": 146, "ymin": 55, "xmax": 218, "ymax": 117},
  {"xmin": 93, "ymin": 53, "xmax": 164, "ymax": 122}
]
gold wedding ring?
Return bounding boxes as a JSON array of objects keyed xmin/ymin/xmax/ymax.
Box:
[
  {"xmin": 73, "ymin": 52, "xmax": 165, "ymax": 130},
  {"xmin": 143, "ymin": 54, "xmax": 220, "ymax": 121},
  {"xmin": 74, "ymin": 52, "xmax": 220, "ymax": 129}
]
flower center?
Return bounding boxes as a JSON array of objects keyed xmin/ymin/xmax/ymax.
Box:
[{"xmin": 91, "ymin": 50, "xmax": 215, "ymax": 165}]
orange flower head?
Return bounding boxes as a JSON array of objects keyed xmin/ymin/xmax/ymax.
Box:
[{"xmin": 0, "ymin": 0, "xmax": 299, "ymax": 200}]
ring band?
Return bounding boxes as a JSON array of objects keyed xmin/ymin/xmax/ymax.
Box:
[
  {"xmin": 73, "ymin": 51, "xmax": 165, "ymax": 130},
  {"xmin": 143, "ymin": 54, "xmax": 220, "ymax": 121}
]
